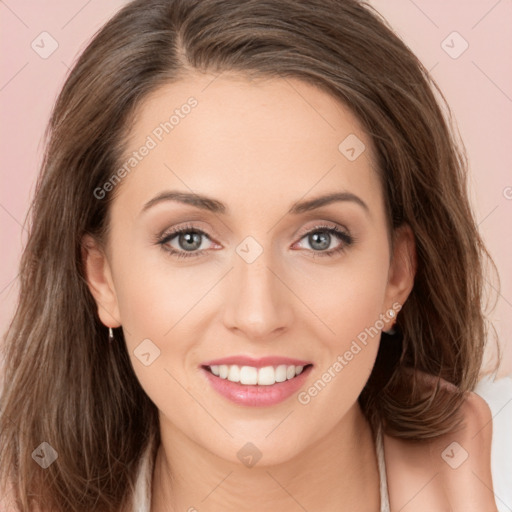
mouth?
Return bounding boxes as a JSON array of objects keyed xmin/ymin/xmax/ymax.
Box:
[
  {"xmin": 199, "ymin": 362, "xmax": 314, "ymax": 407},
  {"xmin": 201, "ymin": 363, "xmax": 314, "ymax": 386}
]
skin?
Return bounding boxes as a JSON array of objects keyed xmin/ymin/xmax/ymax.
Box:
[
  {"xmin": 82, "ymin": 73, "xmax": 497, "ymax": 511},
  {"xmin": 383, "ymin": 390, "xmax": 497, "ymax": 511}
]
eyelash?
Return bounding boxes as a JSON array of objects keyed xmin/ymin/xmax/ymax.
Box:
[{"xmin": 156, "ymin": 223, "xmax": 354, "ymax": 260}]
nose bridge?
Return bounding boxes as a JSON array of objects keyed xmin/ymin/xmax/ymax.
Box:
[{"xmin": 222, "ymin": 234, "xmax": 293, "ymax": 338}]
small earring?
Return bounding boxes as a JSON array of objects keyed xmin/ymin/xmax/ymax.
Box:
[
  {"xmin": 383, "ymin": 309, "xmax": 396, "ymax": 335},
  {"xmin": 108, "ymin": 327, "xmax": 114, "ymax": 342}
]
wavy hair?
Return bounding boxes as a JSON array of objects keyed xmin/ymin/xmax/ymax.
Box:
[{"xmin": 0, "ymin": 0, "xmax": 499, "ymax": 510}]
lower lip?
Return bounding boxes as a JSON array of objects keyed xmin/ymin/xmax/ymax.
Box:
[{"xmin": 201, "ymin": 365, "xmax": 313, "ymax": 407}]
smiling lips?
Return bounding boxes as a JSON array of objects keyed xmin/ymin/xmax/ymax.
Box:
[{"xmin": 200, "ymin": 356, "xmax": 313, "ymax": 406}]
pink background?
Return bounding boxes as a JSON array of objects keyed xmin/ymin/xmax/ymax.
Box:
[{"xmin": 1, "ymin": 0, "xmax": 511, "ymax": 376}]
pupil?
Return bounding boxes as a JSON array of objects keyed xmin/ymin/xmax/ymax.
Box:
[
  {"xmin": 180, "ymin": 232, "xmax": 201, "ymax": 251},
  {"xmin": 310, "ymin": 231, "xmax": 330, "ymax": 250}
]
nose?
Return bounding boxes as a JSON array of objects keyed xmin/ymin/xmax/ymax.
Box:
[{"xmin": 221, "ymin": 244, "xmax": 295, "ymax": 341}]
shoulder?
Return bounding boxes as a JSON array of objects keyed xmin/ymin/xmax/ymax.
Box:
[
  {"xmin": 382, "ymin": 384, "xmax": 498, "ymax": 512},
  {"xmin": 456, "ymin": 390, "xmax": 493, "ymax": 446}
]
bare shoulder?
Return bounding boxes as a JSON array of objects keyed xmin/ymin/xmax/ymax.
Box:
[{"xmin": 382, "ymin": 384, "xmax": 498, "ymax": 512}]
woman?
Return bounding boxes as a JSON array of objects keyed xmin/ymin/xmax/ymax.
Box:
[{"xmin": 0, "ymin": 0, "xmax": 500, "ymax": 510}]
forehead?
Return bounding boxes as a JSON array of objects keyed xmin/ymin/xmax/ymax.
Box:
[{"xmin": 114, "ymin": 73, "xmax": 381, "ymax": 216}]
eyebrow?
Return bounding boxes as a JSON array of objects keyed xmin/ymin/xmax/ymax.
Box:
[{"xmin": 140, "ymin": 190, "xmax": 369, "ymax": 216}]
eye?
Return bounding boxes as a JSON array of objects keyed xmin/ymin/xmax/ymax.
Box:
[
  {"xmin": 156, "ymin": 223, "xmax": 216, "ymax": 259},
  {"xmin": 156, "ymin": 223, "xmax": 354, "ymax": 260},
  {"xmin": 293, "ymin": 224, "xmax": 354, "ymax": 258}
]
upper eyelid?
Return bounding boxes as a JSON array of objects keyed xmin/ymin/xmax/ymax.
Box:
[{"xmin": 159, "ymin": 224, "xmax": 211, "ymax": 241}]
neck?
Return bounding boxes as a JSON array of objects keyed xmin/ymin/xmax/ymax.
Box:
[{"xmin": 151, "ymin": 402, "xmax": 380, "ymax": 512}]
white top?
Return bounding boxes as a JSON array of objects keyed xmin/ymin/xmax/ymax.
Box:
[{"xmin": 131, "ymin": 426, "xmax": 390, "ymax": 512}]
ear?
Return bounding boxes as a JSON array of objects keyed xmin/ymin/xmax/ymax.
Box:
[
  {"xmin": 81, "ymin": 234, "xmax": 121, "ymax": 328},
  {"xmin": 383, "ymin": 223, "xmax": 417, "ymax": 312}
]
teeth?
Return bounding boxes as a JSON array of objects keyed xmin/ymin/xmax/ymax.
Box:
[
  {"xmin": 240, "ymin": 366, "xmax": 258, "ymax": 385},
  {"xmin": 208, "ymin": 364, "xmax": 307, "ymax": 385},
  {"xmin": 228, "ymin": 365, "xmax": 240, "ymax": 382}
]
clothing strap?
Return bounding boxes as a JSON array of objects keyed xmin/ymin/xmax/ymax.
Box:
[{"xmin": 376, "ymin": 423, "xmax": 391, "ymax": 512}]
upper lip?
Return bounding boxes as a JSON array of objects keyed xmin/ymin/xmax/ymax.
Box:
[{"xmin": 201, "ymin": 356, "xmax": 313, "ymax": 368}]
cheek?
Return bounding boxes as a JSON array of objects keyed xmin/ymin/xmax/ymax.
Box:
[
  {"xmin": 293, "ymin": 271, "xmax": 387, "ymax": 433},
  {"xmin": 291, "ymin": 241, "xmax": 390, "ymax": 400},
  {"xmin": 110, "ymin": 242, "xmax": 217, "ymax": 396},
  {"xmin": 292, "ymin": 245, "xmax": 390, "ymax": 344},
  {"xmin": 110, "ymin": 258, "xmax": 199, "ymax": 416},
  {"xmin": 113, "ymin": 270, "xmax": 173, "ymax": 340},
  {"xmin": 110, "ymin": 230, "xmax": 196, "ymax": 339}
]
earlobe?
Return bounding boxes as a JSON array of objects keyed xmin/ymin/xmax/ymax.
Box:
[
  {"xmin": 385, "ymin": 223, "xmax": 417, "ymax": 308},
  {"xmin": 81, "ymin": 234, "xmax": 121, "ymax": 328}
]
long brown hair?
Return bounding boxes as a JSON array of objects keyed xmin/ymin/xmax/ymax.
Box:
[{"xmin": 0, "ymin": 0, "xmax": 499, "ymax": 510}]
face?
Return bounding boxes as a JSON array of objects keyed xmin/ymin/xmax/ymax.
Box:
[{"xmin": 84, "ymin": 73, "xmax": 415, "ymax": 466}]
